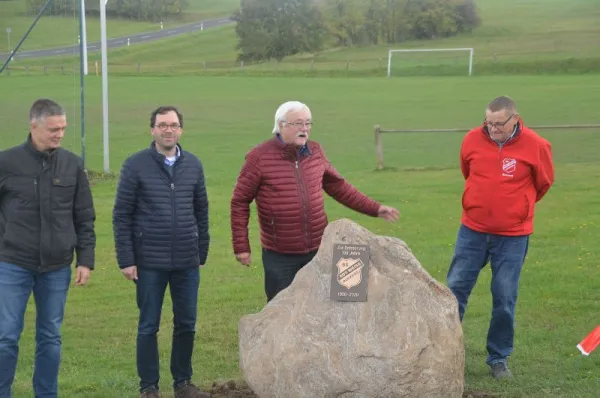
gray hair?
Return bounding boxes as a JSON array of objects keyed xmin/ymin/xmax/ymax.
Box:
[
  {"xmin": 487, "ymin": 95, "xmax": 517, "ymax": 114},
  {"xmin": 272, "ymin": 101, "xmax": 311, "ymax": 134},
  {"xmin": 29, "ymin": 98, "xmax": 65, "ymax": 123}
]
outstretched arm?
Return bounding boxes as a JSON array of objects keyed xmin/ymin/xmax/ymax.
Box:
[{"xmin": 321, "ymin": 153, "xmax": 380, "ymax": 217}]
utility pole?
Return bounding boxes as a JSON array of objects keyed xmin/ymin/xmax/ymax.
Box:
[{"xmin": 100, "ymin": 0, "xmax": 110, "ymax": 173}]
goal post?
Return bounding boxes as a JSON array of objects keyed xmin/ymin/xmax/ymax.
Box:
[{"xmin": 387, "ymin": 48, "xmax": 474, "ymax": 77}]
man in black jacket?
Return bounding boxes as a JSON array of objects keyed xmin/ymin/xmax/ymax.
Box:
[
  {"xmin": 113, "ymin": 106, "xmax": 210, "ymax": 398},
  {"xmin": 0, "ymin": 98, "xmax": 96, "ymax": 398}
]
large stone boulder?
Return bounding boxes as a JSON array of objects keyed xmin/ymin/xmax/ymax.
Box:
[{"xmin": 238, "ymin": 218, "xmax": 464, "ymax": 398}]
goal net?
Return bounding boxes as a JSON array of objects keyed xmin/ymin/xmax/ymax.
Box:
[{"xmin": 387, "ymin": 48, "xmax": 474, "ymax": 77}]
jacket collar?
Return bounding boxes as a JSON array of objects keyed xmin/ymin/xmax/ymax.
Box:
[
  {"xmin": 482, "ymin": 121, "xmax": 523, "ymax": 147},
  {"xmin": 24, "ymin": 134, "xmax": 57, "ymax": 160},
  {"xmin": 149, "ymin": 141, "xmax": 184, "ymax": 164},
  {"xmin": 274, "ymin": 134, "xmax": 312, "ymax": 159}
]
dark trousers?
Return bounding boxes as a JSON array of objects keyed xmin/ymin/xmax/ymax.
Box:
[
  {"xmin": 135, "ymin": 267, "xmax": 200, "ymax": 392},
  {"xmin": 261, "ymin": 248, "xmax": 317, "ymax": 302},
  {"xmin": 446, "ymin": 224, "xmax": 529, "ymax": 366}
]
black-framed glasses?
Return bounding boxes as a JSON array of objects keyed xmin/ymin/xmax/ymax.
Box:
[
  {"xmin": 154, "ymin": 123, "xmax": 181, "ymax": 132},
  {"xmin": 484, "ymin": 114, "xmax": 514, "ymax": 129},
  {"xmin": 284, "ymin": 121, "xmax": 313, "ymax": 128}
]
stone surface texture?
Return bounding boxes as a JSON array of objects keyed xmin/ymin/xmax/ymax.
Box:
[{"xmin": 239, "ymin": 218, "xmax": 464, "ymax": 398}]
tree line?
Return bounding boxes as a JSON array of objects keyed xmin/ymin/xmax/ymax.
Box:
[
  {"xmin": 25, "ymin": 0, "xmax": 189, "ymax": 21},
  {"xmin": 233, "ymin": 0, "xmax": 480, "ymax": 62}
]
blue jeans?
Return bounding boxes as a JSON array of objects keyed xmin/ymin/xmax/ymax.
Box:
[
  {"xmin": 446, "ymin": 224, "xmax": 529, "ymax": 366},
  {"xmin": 136, "ymin": 267, "xmax": 200, "ymax": 392},
  {"xmin": 0, "ymin": 262, "xmax": 71, "ymax": 398}
]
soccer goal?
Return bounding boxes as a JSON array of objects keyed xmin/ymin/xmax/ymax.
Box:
[{"xmin": 387, "ymin": 48, "xmax": 474, "ymax": 77}]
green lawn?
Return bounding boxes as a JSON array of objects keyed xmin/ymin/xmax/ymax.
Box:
[
  {"xmin": 0, "ymin": 0, "xmax": 240, "ymax": 53},
  {"xmin": 184, "ymin": 0, "xmax": 241, "ymax": 20},
  {"xmin": 0, "ymin": 75, "xmax": 599, "ymax": 397},
  {"xmin": 5, "ymin": 0, "xmax": 599, "ymax": 76}
]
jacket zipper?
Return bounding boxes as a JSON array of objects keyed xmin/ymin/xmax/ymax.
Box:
[
  {"xmin": 170, "ymin": 181, "xmax": 176, "ymax": 269},
  {"xmin": 493, "ymin": 145, "xmax": 503, "ymax": 218},
  {"xmin": 40, "ymin": 159, "xmax": 49, "ymax": 268},
  {"xmin": 156, "ymin": 154, "xmax": 178, "ymax": 270},
  {"xmin": 33, "ymin": 177, "xmax": 40, "ymax": 267},
  {"xmin": 294, "ymin": 159, "xmax": 310, "ymax": 248}
]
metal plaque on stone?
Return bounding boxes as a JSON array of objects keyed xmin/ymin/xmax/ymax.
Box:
[{"xmin": 330, "ymin": 243, "xmax": 369, "ymax": 302}]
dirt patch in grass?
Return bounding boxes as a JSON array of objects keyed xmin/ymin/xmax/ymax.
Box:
[
  {"xmin": 208, "ymin": 380, "xmax": 257, "ymax": 397},
  {"xmin": 208, "ymin": 380, "xmax": 497, "ymax": 398}
]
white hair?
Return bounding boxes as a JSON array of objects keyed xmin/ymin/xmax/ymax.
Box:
[{"xmin": 272, "ymin": 101, "xmax": 311, "ymax": 134}]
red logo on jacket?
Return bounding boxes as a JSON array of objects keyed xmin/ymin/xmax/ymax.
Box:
[{"xmin": 502, "ymin": 157, "xmax": 516, "ymax": 176}]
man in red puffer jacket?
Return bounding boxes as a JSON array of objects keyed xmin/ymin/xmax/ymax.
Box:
[
  {"xmin": 446, "ymin": 95, "xmax": 554, "ymax": 380},
  {"xmin": 230, "ymin": 100, "xmax": 399, "ymax": 302}
]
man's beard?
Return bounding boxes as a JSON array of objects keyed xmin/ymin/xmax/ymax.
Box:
[{"xmin": 160, "ymin": 138, "xmax": 177, "ymax": 150}]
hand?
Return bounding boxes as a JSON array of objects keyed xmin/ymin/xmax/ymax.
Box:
[
  {"xmin": 121, "ymin": 265, "xmax": 138, "ymax": 281},
  {"xmin": 378, "ymin": 205, "xmax": 399, "ymax": 222},
  {"xmin": 199, "ymin": 264, "xmax": 205, "ymax": 268},
  {"xmin": 235, "ymin": 252, "xmax": 251, "ymax": 267},
  {"xmin": 75, "ymin": 266, "xmax": 91, "ymax": 286}
]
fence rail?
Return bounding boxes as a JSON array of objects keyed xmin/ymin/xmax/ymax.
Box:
[{"xmin": 373, "ymin": 123, "xmax": 600, "ymax": 170}]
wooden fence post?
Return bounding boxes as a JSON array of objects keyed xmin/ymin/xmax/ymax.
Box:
[{"xmin": 374, "ymin": 125, "xmax": 384, "ymax": 170}]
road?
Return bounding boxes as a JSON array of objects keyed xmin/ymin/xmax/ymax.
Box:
[{"xmin": 0, "ymin": 17, "xmax": 233, "ymax": 62}]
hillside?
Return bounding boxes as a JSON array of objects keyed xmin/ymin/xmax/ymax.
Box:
[
  {"xmin": 0, "ymin": 0, "xmax": 240, "ymax": 53},
  {"xmin": 3, "ymin": 0, "xmax": 600, "ymax": 76}
]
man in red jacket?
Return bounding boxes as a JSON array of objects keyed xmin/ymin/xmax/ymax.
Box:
[
  {"xmin": 446, "ymin": 96, "xmax": 554, "ymax": 379},
  {"xmin": 230, "ymin": 100, "xmax": 399, "ymax": 302}
]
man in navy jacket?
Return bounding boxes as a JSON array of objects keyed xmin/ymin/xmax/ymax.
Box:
[{"xmin": 112, "ymin": 106, "xmax": 210, "ymax": 398}]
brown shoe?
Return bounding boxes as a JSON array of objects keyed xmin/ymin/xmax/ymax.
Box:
[
  {"xmin": 140, "ymin": 389, "xmax": 160, "ymax": 398},
  {"xmin": 174, "ymin": 380, "xmax": 211, "ymax": 398}
]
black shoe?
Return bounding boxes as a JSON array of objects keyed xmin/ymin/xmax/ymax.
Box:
[
  {"xmin": 174, "ymin": 380, "xmax": 212, "ymax": 398},
  {"xmin": 140, "ymin": 387, "xmax": 160, "ymax": 398}
]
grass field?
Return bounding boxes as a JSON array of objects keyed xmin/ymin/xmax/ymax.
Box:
[
  {"xmin": 4, "ymin": 0, "xmax": 600, "ymax": 77},
  {"xmin": 0, "ymin": 0, "xmax": 240, "ymax": 53},
  {"xmin": 1, "ymin": 0, "xmax": 600, "ymax": 396},
  {"xmin": 0, "ymin": 75, "xmax": 599, "ymax": 397}
]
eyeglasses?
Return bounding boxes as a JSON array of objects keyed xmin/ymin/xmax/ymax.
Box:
[
  {"xmin": 484, "ymin": 114, "xmax": 514, "ymax": 129},
  {"xmin": 154, "ymin": 123, "xmax": 181, "ymax": 132},
  {"xmin": 284, "ymin": 121, "xmax": 313, "ymax": 128}
]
